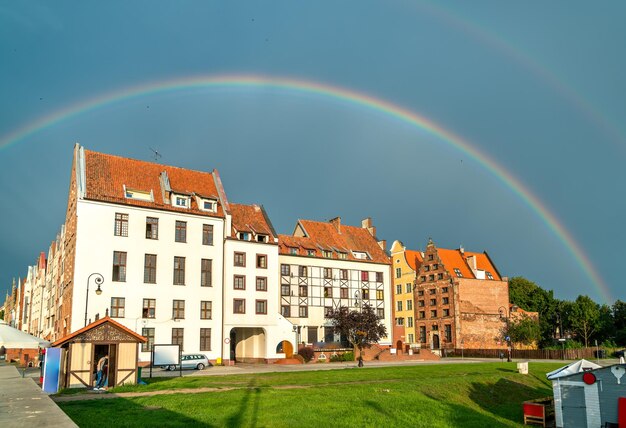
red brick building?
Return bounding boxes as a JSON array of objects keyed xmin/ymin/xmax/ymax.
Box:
[{"xmin": 414, "ymin": 239, "xmax": 510, "ymax": 352}]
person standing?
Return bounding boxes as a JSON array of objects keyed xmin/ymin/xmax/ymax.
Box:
[{"xmin": 95, "ymin": 354, "xmax": 108, "ymax": 390}]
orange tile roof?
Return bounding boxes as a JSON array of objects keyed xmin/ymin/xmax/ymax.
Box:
[
  {"xmin": 404, "ymin": 250, "xmax": 423, "ymax": 271},
  {"xmin": 278, "ymin": 219, "xmax": 390, "ymax": 264},
  {"xmin": 52, "ymin": 316, "xmax": 146, "ymax": 347},
  {"xmin": 84, "ymin": 149, "xmax": 225, "ymax": 218},
  {"xmin": 230, "ymin": 203, "xmax": 276, "ymax": 239},
  {"xmin": 437, "ymin": 248, "xmax": 502, "ymax": 280}
]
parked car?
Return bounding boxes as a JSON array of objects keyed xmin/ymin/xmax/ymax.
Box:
[{"xmin": 164, "ymin": 354, "xmax": 210, "ymax": 370}]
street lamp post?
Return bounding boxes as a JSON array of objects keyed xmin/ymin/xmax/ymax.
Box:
[
  {"xmin": 354, "ymin": 290, "xmax": 364, "ymax": 367},
  {"xmin": 84, "ymin": 273, "xmax": 104, "ymax": 327}
]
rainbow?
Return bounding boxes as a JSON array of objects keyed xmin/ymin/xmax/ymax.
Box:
[{"xmin": 0, "ymin": 74, "xmax": 613, "ymax": 302}]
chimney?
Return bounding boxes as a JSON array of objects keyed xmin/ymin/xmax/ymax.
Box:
[
  {"xmin": 467, "ymin": 255, "xmax": 476, "ymax": 270},
  {"xmin": 329, "ymin": 217, "xmax": 341, "ymax": 233},
  {"xmin": 362, "ymin": 217, "xmax": 375, "ymax": 237},
  {"xmin": 378, "ymin": 240, "xmax": 386, "ymax": 251},
  {"xmin": 459, "ymin": 245, "xmax": 464, "ymax": 255}
]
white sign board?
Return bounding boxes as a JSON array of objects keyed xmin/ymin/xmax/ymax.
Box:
[{"xmin": 153, "ymin": 344, "xmax": 180, "ymax": 366}]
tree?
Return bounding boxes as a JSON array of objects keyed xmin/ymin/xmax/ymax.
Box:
[
  {"xmin": 569, "ymin": 295, "xmax": 600, "ymax": 348},
  {"xmin": 612, "ymin": 300, "xmax": 626, "ymax": 346},
  {"xmin": 506, "ymin": 315, "xmax": 541, "ymax": 346},
  {"xmin": 508, "ymin": 276, "xmax": 558, "ymax": 347},
  {"xmin": 326, "ymin": 304, "xmax": 387, "ymax": 367}
]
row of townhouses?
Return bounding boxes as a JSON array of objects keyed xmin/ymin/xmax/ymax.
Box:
[{"xmin": 3, "ymin": 144, "xmax": 520, "ymax": 364}]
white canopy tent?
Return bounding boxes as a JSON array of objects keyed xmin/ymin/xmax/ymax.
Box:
[
  {"xmin": 0, "ymin": 320, "xmax": 50, "ymax": 349},
  {"xmin": 546, "ymin": 359, "xmax": 602, "ymax": 380}
]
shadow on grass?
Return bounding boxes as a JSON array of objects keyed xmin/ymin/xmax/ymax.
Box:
[
  {"xmin": 60, "ymin": 396, "xmax": 214, "ymax": 427},
  {"xmin": 225, "ymin": 378, "xmax": 261, "ymax": 428}
]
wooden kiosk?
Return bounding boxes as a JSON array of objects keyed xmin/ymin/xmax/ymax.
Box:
[{"xmin": 52, "ymin": 317, "xmax": 146, "ymax": 389}]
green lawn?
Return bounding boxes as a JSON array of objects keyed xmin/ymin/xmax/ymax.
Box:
[{"xmin": 58, "ymin": 362, "xmax": 561, "ymax": 427}]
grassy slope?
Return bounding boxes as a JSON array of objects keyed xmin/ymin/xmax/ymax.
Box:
[{"xmin": 59, "ymin": 362, "xmax": 562, "ymax": 427}]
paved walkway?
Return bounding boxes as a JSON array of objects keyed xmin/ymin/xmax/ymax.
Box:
[{"xmin": 0, "ymin": 365, "xmax": 77, "ymax": 428}]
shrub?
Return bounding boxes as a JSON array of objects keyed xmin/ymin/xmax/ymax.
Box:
[
  {"xmin": 342, "ymin": 352, "xmax": 354, "ymax": 361},
  {"xmin": 299, "ymin": 347, "xmax": 315, "ymax": 363}
]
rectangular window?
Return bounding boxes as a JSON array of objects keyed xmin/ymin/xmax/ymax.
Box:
[
  {"xmin": 234, "ymin": 252, "xmax": 246, "ymax": 267},
  {"xmin": 299, "ymin": 266, "xmax": 307, "ymax": 277},
  {"xmin": 324, "ymin": 306, "xmax": 333, "ymax": 317},
  {"xmin": 454, "ymin": 268, "xmax": 463, "ymax": 277},
  {"xmin": 141, "ymin": 327, "xmax": 155, "ymax": 352},
  {"xmin": 281, "ymin": 264, "xmax": 290, "ymax": 276},
  {"xmin": 112, "ymin": 251, "xmax": 127, "ymax": 282},
  {"xmin": 255, "ymin": 299, "xmax": 267, "ymax": 314},
  {"xmin": 323, "ymin": 268, "xmax": 332, "ymax": 279},
  {"xmin": 442, "ymin": 287, "xmax": 448, "ymax": 293},
  {"xmin": 324, "ymin": 287, "xmax": 332, "ymax": 298},
  {"xmin": 407, "ymin": 300, "xmax": 413, "ymax": 310},
  {"xmin": 420, "ymin": 276, "xmax": 426, "ymax": 282},
  {"xmin": 428, "ymin": 274, "xmax": 435, "ymax": 281},
  {"xmin": 202, "ymin": 224, "xmax": 214, "ymax": 246},
  {"xmin": 144, "ymin": 254, "xmax": 157, "ymax": 284},
  {"xmin": 376, "ymin": 290, "xmax": 384, "ymax": 300},
  {"xmin": 376, "ymin": 308, "xmax": 384, "ymax": 319},
  {"xmin": 200, "ymin": 301, "xmax": 212, "ymax": 320},
  {"xmin": 111, "ymin": 297, "xmax": 125, "ymax": 318},
  {"xmin": 443, "ymin": 309, "xmax": 450, "ymax": 317},
  {"xmin": 424, "ymin": 265, "xmax": 430, "ymax": 272},
  {"xmin": 428, "ymin": 254, "xmax": 434, "ymax": 261},
  {"xmin": 419, "ymin": 326, "xmax": 426, "ymax": 342},
  {"xmin": 397, "ymin": 301, "xmax": 403, "ymax": 311},
  {"xmin": 281, "ymin": 284, "xmax": 290, "ymax": 296},
  {"xmin": 361, "ymin": 288, "xmax": 370, "ymax": 300},
  {"xmin": 200, "ymin": 259, "xmax": 212, "ymax": 287},
  {"xmin": 408, "ymin": 333, "xmax": 414, "ymax": 343},
  {"xmin": 299, "ymin": 285, "xmax": 308, "ymax": 297},
  {"xmin": 419, "ymin": 311, "xmax": 425, "ymax": 319},
  {"xmin": 376, "ymin": 272, "xmax": 383, "ymax": 282},
  {"xmin": 418, "ymin": 290, "xmax": 424, "ymax": 296},
  {"xmin": 418, "ymin": 300, "xmax": 425, "ymax": 307},
  {"xmin": 173, "ymin": 257, "xmax": 185, "ymax": 285},
  {"xmin": 142, "ymin": 298, "xmax": 156, "ymax": 318},
  {"xmin": 289, "ymin": 247, "xmax": 298, "ymax": 255},
  {"xmin": 437, "ymin": 273, "xmax": 444, "ymax": 280},
  {"xmin": 307, "ymin": 249, "xmax": 315, "ymax": 256},
  {"xmin": 175, "ymin": 221, "xmax": 187, "ymax": 243},
  {"xmin": 256, "ymin": 276, "xmax": 267, "ymax": 291},
  {"xmin": 433, "ymin": 263, "xmax": 439, "ymax": 270},
  {"xmin": 406, "ymin": 283, "xmax": 412, "ymax": 293},
  {"xmin": 396, "ymin": 284, "xmax": 402, "ymax": 294},
  {"xmin": 172, "ymin": 300, "xmax": 185, "ymax": 319},
  {"xmin": 445, "ymin": 324, "xmax": 452, "ymax": 342},
  {"xmin": 340, "ymin": 288, "xmax": 349, "ymax": 299},
  {"xmin": 146, "ymin": 217, "xmax": 158, "ymax": 239},
  {"xmin": 281, "ymin": 305, "xmax": 290, "ymax": 317},
  {"xmin": 340, "ymin": 269, "xmax": 348, "ymax": 280},
  {"xmin": 175, "ymin": 196, "xmax": 188, "ymax": 208},
  {"xmin": 361, "ymin": 271, "xmax": 369, "ymax": 281},
  {"xmin": 442, "ymin": 297, "xmax": 449, "ymax": 305},
  {"xmin": 429, "ymin": 288, "xmax": 436, "ymax": 295},
  {"xmin": 256, "ymin": 254, "xmax": 267, "ymax": 269},
  {"xmin": 322, "ymin": 250, "xmax": 332, "ymax": 258},
  {"xmin": 200, "ymin": 328, "xmax": 211, "ymax": 351},
  {"xmin": 432, "ymin": 324, "xmax": 439, "ymax": 331},
  {"xmin": 396, "ymin": 317, "xmax": 404, "ymax": 326},
  {"xmin": 234, "ymin": 275, "xmax": 246, "ymax": 290},
  {"xmin": 171, "ymin": 328, "xmax": 184, "ymax": 351},
  {"xmin": 430, "ymin": 310, "xmax": 438, "ymax": 318},
  {"xmin": 395, "ymin": 267, "xmax": 401, "ymax": 278},
  {"xmin": 233, "ymin": 299, "xmax": 245, "ymax": 314},
  {"xmin": 114, "ymin": 213, "xmax": 128, "ymax": 237},
  {"xmin": 486, "ymin": 271, "xmax": 494, "ymax": 280},
  {"xmin": 407, "ymin": 317, "xmax": 414, "ymax": 327},
  {"xmin": 430, "ymin": 298, "xmax": 437, "ymax": 306},
  {"xmin": 337, "ymin": 252, "xmax": 347, "ymax": 260},
  {"xmin": 299, "ymin": 306, "xmax": 308, "ymax": 318}
]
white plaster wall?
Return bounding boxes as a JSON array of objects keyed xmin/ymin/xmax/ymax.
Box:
[{"xmin": 72, "ymin": 200, "xmax": 225, "ymax": 362}]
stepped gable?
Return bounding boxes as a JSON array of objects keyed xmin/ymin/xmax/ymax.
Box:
[{"xmin": 83, "ymin": 149, "xmax": 225, "ymax": 217}]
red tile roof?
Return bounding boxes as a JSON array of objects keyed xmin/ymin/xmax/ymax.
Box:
[
  {"xmin": 437, "ymin": 248, "xmax": 502, "ymax": 280},
  {"xmin": 404, "ymin": 250, "xmax": 423, "ymax": 271},
  {"xmin": 230, "ymin": 203, "xmax": 276, "ymax": 239},
  {"xmin": 278, "ymin": 219, "xmax": 390, "ymax": 264},
  {"xmin": 83, "ymin": 149, "xmax": 225, "ymax": 217}
]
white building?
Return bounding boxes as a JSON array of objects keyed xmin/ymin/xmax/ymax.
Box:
[
  {"xmin": 59, "ymin": 144, "xmax": 296, "ymax": 363},
  {"xmin": 278, "ymin": 217, "xmax": 393, "ymax": 347}
]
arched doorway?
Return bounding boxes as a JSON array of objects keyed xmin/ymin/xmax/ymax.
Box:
[
  {"xmin": 276, "ymin": 340, "xmax": 294, "ymax": 358},
  {"xmin": 432, "ymin": 334, "xmax": 440, "ymax": 349},
  {"xmin": 229, "ymin": 327, "xmax": 267, "ymax": 363},
  {"xmin": 396, "ymin": 340, "xmax": 403, "ymax": 353}
]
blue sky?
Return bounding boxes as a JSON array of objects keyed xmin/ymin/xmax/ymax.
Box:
[{"xmin": 1, "ymin": 1, "xmax": 624, "ymax": 304}]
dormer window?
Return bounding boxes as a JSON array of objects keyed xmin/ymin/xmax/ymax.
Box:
[
  {"xmin": 486, "ymin": 271, "xmax": 494, "ymax": 280},
  {"xmin": 238, "ymin": 232, "xmax": 250, "ymax": 241},
  {"xmin": 256, "ymin": 235, "xmax": 267, "ymax": 243},
  {"xmin": 352, "ymin": 251, "xmax": 370, "ymax": 260},
  {"xmin": 124, "ymin": 187, "xmax": 153, "ymax": 202},
  {"xmin": 288, "ymin": 247, "xmax": 298, "ymax": 255},
  {"xmin": 201, "ymin": 199, "xmax": 217, "ymax": 212},
  {"xmin": 307, "ymin": 249, "xmax": 315, "ymax": 256},
  {"xmin": 174, "ymin": 195, "xmax": 190, "ymax": 208},
  {"xmin": 322, "ymin": 250, "xmax": 333, "ymax": 258},
  {"xmin": 337, "ymin": 252, "xmax": 347, "ymax": 260}
]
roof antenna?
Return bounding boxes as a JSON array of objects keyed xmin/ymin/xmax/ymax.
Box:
[{"xmin": 149, "ymin": 147, "xmax": 162, "ymax": 163}]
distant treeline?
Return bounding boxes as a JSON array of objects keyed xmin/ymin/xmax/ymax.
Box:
[{"xmin": 509, "ymin": 277, "xmax": 625, "ymax": 349}]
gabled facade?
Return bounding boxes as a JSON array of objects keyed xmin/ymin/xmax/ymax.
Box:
[
  {"xmin": 278, "ymin": 217, "xmax": 392, "ymax": 346},
  {"xmin": 413, "ymin": 239, "xmax": 509, "ymax": 351},
  {"xmin": 390, "ymin": 240, "xmax": 423, "ymax": 349}
]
